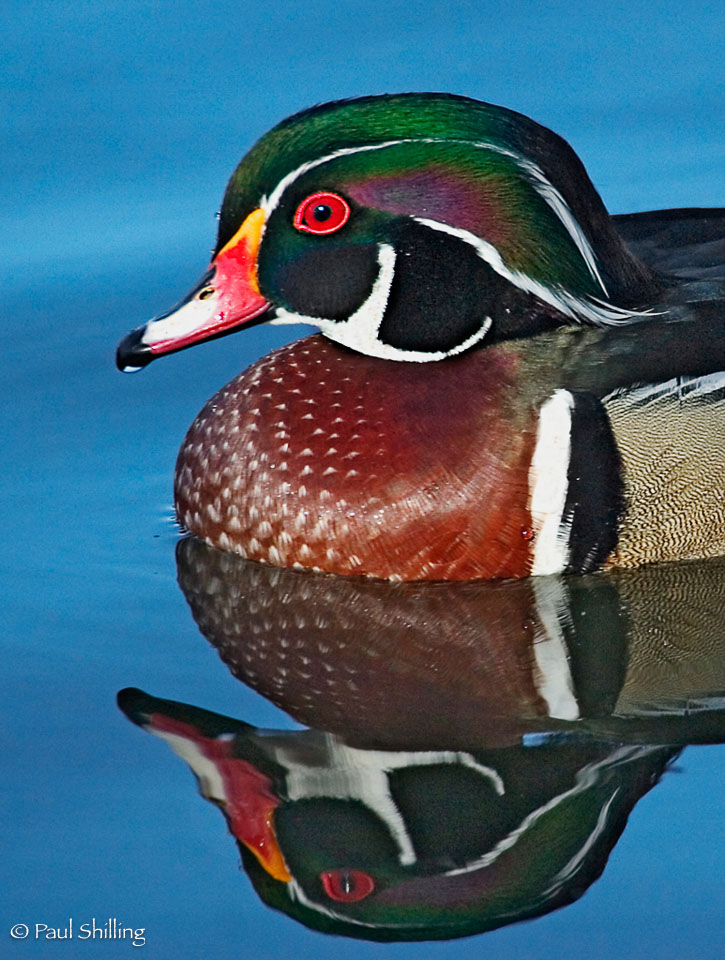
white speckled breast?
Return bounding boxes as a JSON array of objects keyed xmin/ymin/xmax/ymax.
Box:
[{"xmin": 174, "ymin": 334, "xmax": 537, "ymax": 580}]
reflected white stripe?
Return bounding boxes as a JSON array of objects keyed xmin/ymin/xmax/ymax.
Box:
[
  {"xmin": 532, "ymin": 576, "xmax": 580, "ymax": 720},
  {"xmin": 276, "ymin": 737, "xmax": 504, "ymax": 867}
]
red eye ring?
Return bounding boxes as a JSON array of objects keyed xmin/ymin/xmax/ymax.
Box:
[
  {"xmin": 320, "ymin": 868, "xmax": 375, "ymax": 902},
  {"xmin": 294, "ymin": 192, "xmax": 351, "ymax": 235}
]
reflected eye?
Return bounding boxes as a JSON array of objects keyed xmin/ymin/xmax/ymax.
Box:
[
  {"xmin": 294, "ymin": 192, "xmax": 351, "ymax": 235},
  {"xmin": 320, "ymin": 868, "xmax": 375, "ymax": 902}
]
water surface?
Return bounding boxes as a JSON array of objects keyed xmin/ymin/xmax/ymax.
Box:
[{"xmin": 3, "ymin": 2, "xmax": 724, "ymax": 957}]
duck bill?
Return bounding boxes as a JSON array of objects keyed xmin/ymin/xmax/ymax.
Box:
[
  {"xmin": 116, "ymin": 209, "xmax": 271, "ymax": 371},
  {"xmin": 119, "ymin": 688, "xmax": 292, "ymax": 884},
  {"xmin": 154, "ymin": 710, "xmax": 293, "ymax": 883}
]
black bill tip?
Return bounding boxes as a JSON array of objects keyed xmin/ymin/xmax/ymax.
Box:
[
  {"xmin": 116, "ymin": 326, "xmax": 154, "ymax": 372},
  {"xmin": 116, "ymin": 687, "xmax": 154, "ymax": 724}
]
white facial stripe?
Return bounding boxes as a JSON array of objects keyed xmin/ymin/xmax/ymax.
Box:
[
  {"xmin": 261, "ymin": 135, "xmax": 608, "ymax": 295},
  {"xmin": 444, "ymin": 745, "xmax": 654, "ymax": 880},
  {"xmin": 414, "ymin": 215, "xmax": 557, "ymax": 308},
  {"xmin": 547, "ymin": 790, "xmax": 622, "ymax": 893},
  {"xmin": 516, "ymin": 156, "xmax": 607, "ymax": 294},
  {"xmin": 432, "ymin": 138, "xmax": 607, "ymax": 293},
  {"xmin": 413, "ymin": 217, "xmax": 647, "ymax": 326},
  {"xmin": 269, "ymin": 242, "xmax": 493, "ymax": 362},
  {"xmin": 287, "ymin": 878, "xmax": 379, "ymax": 928},
  {"xmin": 262, "ymin": 139, "xmax": 418, "ymax": 217},
  {"xmin": 528, "ymin": 389, "xmax": 574, "ymax": 576}
]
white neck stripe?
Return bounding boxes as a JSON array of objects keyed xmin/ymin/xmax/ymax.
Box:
[{"xmin": 270, "ymin": 242, "xmax": 493, "ymax": 362}]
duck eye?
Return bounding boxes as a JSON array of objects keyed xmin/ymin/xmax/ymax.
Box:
[
  {"xmin": 294, "ymin": 192, "xmax": 350, "ymax": 235},
  {"xmin": 320, "ymin": 868, "xmax": 375, "ymax": 902}
]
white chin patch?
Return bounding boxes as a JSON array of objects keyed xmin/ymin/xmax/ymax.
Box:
[{"xmin": 270, "ymin": 243, "xmax": 492, "ymax": 363}]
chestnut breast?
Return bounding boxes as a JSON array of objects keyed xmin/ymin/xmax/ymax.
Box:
[{"xmin": 174, "ymin": 335, "xmax": 537, "ymax": 580}]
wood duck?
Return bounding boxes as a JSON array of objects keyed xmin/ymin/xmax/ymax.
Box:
[
  {"xmin": 116, "ymin": 94, "xmax": 725, "ymax": 581},
  {"xmin": 118, "ymin": 687, "xmax": 676, "ymax": 941}
]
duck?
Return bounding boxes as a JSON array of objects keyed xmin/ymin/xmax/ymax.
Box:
[{"xmin": 116, "ymin": 93, "xmax": 725, "ymax": 581}]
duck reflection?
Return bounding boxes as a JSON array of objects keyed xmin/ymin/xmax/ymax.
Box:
[
  {"xmin": 118, "ymin": 541, "xmax": 725, "ymax": 940},
  {"xmin": 176, "ymin": 538, "xmax": 725, "ymax": 748},
  {"xmin": 119, "ymin": 687, "xmax": 676, "ymax": 941}
]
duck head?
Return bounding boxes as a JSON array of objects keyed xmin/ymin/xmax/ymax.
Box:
[{"xmin": 117, "ymin": 93, "xmax": 656, "ymax": 370}]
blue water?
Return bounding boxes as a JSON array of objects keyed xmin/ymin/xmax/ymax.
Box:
[{"xmin": 2, "ymin": 1, "xmax": 724, "ymax": 957}]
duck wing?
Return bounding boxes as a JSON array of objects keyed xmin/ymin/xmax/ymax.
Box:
[
  {"xmin": 613, "ymin": 207, "xmax": 725, "ymax": 282},
  {"xmin": 602, "ymin": 371, "xmax": 725, "ymax": 567}
]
